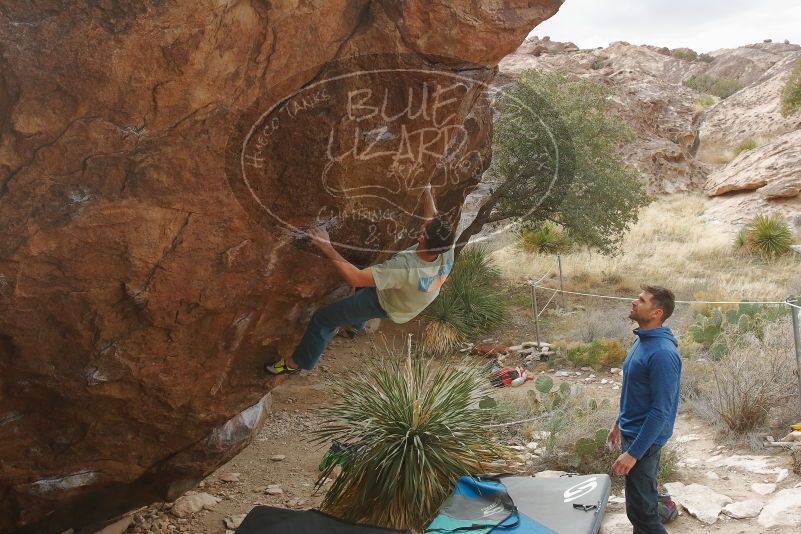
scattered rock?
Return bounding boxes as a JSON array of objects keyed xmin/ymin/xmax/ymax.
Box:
[
  {"xmin": 781, "ymin": 431, "xmax": 801, "ymax": 442},
  {"xmin": 677, "ymin": 434, "xmax": 701, "ymax": 444},
  {"xmin": 776, "ymin": 469, "xmax": 789, "ymax": 483},
  {"xmin": 270, "ymin": 454, "xmax": 287, "ymax": 462},
  {"xmin": 752, "ymin": 483, "xmax": 777, "ymax": 496},
  {"xmin": 171, "ymin": 492, "xmax": 221, "ymax": 518},
  {"xmin": 555, "ymin": 371, "xmax": 570, "ymax": 377},
  {"xmin": 581, "ymin": 367, "xmax": 591, "ymax": 371},
  {"xmin": 610, "ymin": 368, "xmax": 621, "ymax": 374},
  {"xmin": 265, "ymin": 485, "xmax": 283, "ymax": 496},
  {"xmin": 589, "ymin": 374, "xmax": 596, "ymax": 379},
  {"xmin": 612, "ymin": 385, "xmax": 620, "ymax": 391},
  {"xmin": 722, "ymin": 499, "xmax": 764, "ymax": 519},
  {"xmin": 706, "ymin": 455, "xmax": 780, "ymax": 475},
  {"xmin": 705, "ymin": 471, "xmax": 720, "ymax": 480},
  {"xmin": 601, "ymin": 379, "xmax": 609, "ymax": 385},
  {"xmin": 758, "ymin": 488, "xmax": 801, "ymax": 528},
  {"xmin": 219, "ymin": 472, "xmax": 241, "ymax": 483},
  {"xmin": 663, "ymin": 482, "xmax": 733, "ymax": 524},
  {"xmin": 526, "ymin": 442, "xmax": 539, "ymax": 450},
  {"xmin": 608, "ymin": 495, "xmax": 626, "ymax": 504},
  {"xmin": 224, "ymin": 514, "xmax": 247, "ymax": 530}
]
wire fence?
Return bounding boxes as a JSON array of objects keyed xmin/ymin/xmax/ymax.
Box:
[{"xmin": 524, "ymin": 257, "xmax": 801, "ymax": 411}]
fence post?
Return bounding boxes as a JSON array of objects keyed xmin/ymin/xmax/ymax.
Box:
[
  {"xmin": 530, "ymin": 282, "xmax": 541, "ymax": 347},
  {"xmin": 789, "ymin": 297, "xmax": 801, "ymax": 411},
  {"xmin": 557, "ymin": 253, "xmax": 566, "ymax": 311}
]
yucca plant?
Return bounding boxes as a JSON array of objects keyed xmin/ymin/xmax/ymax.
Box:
[
  {"xmin": 313, "ymin": 355, "xmax": 504, "ymax": 531},
  {"xmin": 736, "ymin": 214, "xmax": 793, "ymax": 259},
  {"xmin": 419, "ymin": 292, "xmax": 466, "ymax": 355},
  {"xmin": 421, "ymin": 246, "xmax": 508, "ymax": 353},
  {"xmin": 733, "ymin": 228, "xmax": 750, "ymax": 252},
  {"xmin": 515, "ymin": 222, "xmax": 572, "ymax": 254}
]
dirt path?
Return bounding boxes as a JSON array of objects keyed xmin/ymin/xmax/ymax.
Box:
[{"xmin": 123, "ymin": 322, "xmax": 800, "ymax": 534}]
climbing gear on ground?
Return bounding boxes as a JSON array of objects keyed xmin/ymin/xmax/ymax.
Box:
[{"xmin": 319, "ymin": 441, "xmax": 352, "ymax": 471}]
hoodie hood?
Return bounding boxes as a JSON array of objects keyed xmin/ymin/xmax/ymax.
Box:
[{"xmin": 633, "ymin": 325, "xmax": 678, "ymax": 347}]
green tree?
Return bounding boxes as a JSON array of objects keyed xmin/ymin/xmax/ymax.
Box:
[{"xmin": 456, "ymin": 71, "xmax": 648, "ymax": 254}]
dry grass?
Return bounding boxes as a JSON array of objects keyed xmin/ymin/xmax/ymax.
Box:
[
  {"xmin": 492, "ymin": 194, "xmax": 800, "ymax": 304},
  {"xmin": 683, "ymin": 318, "xmax": 799, "ymax": 436}
]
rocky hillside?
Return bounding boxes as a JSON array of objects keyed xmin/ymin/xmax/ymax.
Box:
[{"xmin": 497, "ymin": 37, "xmax": 801, "ymax": 229}]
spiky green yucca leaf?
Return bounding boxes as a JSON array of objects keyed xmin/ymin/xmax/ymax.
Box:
[
  {"xmin": 421, "ymin": 246, "xmax": 508, "ymax": 349},
  {"xmin": 313, "ymin": 356, "xmax": 504, "ymax": 531},
  {"xmin": 744, "ymin": 214, "xmax": 793, "ymax": 259}
]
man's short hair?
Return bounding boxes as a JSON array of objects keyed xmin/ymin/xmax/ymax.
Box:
[
  {"xmin": 424, "ymin": 216, "xmax": 455, "ymax": 253},
  {"xmin": 642, "ymin": 285, "xmax": 675, "ymax": 321}
]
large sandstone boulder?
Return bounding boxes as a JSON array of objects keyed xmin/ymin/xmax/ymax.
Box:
[
  {"xmin": 0, "ymin": 2, "xmax": 561, "ymax": 532},
  {"xmin": 703, "ymin": 129, "xmax": 801, "ymax": 227}
]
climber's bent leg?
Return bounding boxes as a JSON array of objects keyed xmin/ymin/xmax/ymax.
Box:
[{"xmin": 291, "ymin": 287, "xmax": 387, "ymax": 370}]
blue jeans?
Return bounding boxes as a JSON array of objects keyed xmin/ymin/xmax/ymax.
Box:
[
  {"xmin": 291, "ymin": 287, "xmax": 388, "ymax": 370},
  {"xmin": 621, "ymin": 435, "xmax": 667, "ymax": 534}
]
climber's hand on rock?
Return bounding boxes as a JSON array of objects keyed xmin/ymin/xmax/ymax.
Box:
[{"xmin": 308, "ymin": 226, "xmax": 332, "ymax": 250}]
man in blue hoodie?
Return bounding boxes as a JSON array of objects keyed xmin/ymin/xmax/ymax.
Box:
[{"xmin": 607, "ymin": 285, "xmax": 681, "ymax": 534}]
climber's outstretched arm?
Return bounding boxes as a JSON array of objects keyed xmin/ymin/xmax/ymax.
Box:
[
  {"xmin": 420, "ymin": 183, "xmax": 438, "ymax": 222},
  {"xmin": 308, "ymin": 227, "xmax": 375, "ymax": 287}
]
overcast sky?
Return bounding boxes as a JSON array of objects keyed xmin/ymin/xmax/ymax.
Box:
[{"xmin": 532, "ymin": 0, "xmax": 801, "ymax": 52}]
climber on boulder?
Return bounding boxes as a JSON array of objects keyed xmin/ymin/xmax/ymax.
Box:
[{"xmin": 265, "ymin": 185, "xmax": 455, "ymax": 375}]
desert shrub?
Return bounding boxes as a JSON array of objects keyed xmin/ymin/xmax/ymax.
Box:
[
  {"xmin": 781, "ymin": 57, "xmax": 801, "ymax": 117},
  {"xmin": 679, "ymin": 359, "xmax": 713, "ymax": 402},
  {"xmin": 704, "ymin": 319, "xmax": 798, "ymax": 433},
  {"xmin": 526, "ymin": 385, "xmax": 682, "ymax": 482},
  {"xmin": 516, "ymin": 222, "xmax": 572, "ymax": 254},
  {"xmin": 733, "ymin": 138, "xmax": 760, "ymax": 156},
  {"xmin": 735, "ymin": 214, "xmax": 793, "ymax": 259},
  {"xmin": 683, "ymin": 74, "xmax": 744, "ymax": 99},
  {"xmin": 314, "ymin": 355, "xmax": 503, "ymax": 530},
  {"xmin": 556, "ymin": 338, "xmax": 627, "ymax": 368},
  {"xmin": 591, "ymin": 57, "xmax": 608, "ymax": 70},
  {"xmin": 421, "ymin": 246, "xmax": 508, "ymax": 353},
  {"xmin": 672, "ymin": 48, "xmax": 698, "ymax": 61},
  {"xmin": 688, "ymin": 288, "xmax": 739, "ymax": 317},
  {"xmin": 657, "ymin": 446, "xmax": 681, "ymax": 484},
  {"xmin": 575, "ymin": 308, "xmax": 633, "ymax": 343},
  {"xmin": 527, "ymin": 386, "xmax": 618, "ymax": 474},
  {"xmin": 698, "ymin": 53, "xmax": 715, "ymax": 63},
  {"xmin": 694, "ymin": 94, "xmax": 717, "ymax": 109}
]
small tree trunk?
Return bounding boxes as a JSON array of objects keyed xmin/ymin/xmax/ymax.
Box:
[{"xmin": 454, "ymin": 214, "xmax": 488, "ymax": 257}]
